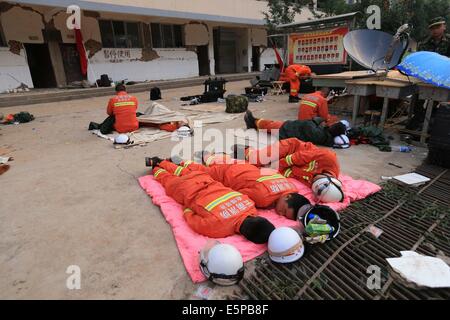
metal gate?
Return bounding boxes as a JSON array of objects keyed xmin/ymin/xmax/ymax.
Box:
[{"xmin": 237, "ymin": 165, "xmax": 450, "ymax": 300}]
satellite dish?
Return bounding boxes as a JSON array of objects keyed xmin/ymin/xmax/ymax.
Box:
[{"xmin": 343, "ymin": 28, "xmax": 409, "ymax": 71}]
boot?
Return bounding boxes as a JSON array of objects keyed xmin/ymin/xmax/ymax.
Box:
[
  {"xmin": 231, "ymin": 144, "xmax": 249, "ymax": 160},
  {"xmin": 244, "ymin": 110, "xmax": 258, "ymax": 129},
  {"xmin": 88, "ymin": 122, "xmax": 100, "ymax": 130},
  {"xmin": 145, "ymin": 156, "xmax": 164, "ymax": 169},
  {"xmin": 288, "ymin": 95, "xmax": 300, "ymax": 103}
]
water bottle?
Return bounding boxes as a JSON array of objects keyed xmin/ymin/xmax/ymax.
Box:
[
  {"xmin": 391, "ymin": 145, "xmax": 412, "ymax": 153},
  {"xmin": 307, "ymin": 213, "xmax": 327, "ymax": 224}
]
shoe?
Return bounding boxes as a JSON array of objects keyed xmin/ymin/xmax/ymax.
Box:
[
  {"xmin": 231, "ymin": 144, "xmax": 249, "ymax": 160},
  {"xmin": 88, "ymin": 122, "xmax": 100, "ymax": 130},
  {"xmin": 145, "ymin": 156, "xmax": 164, "ymax": 168},
  {"xmin": 193, "ymin": 150, "xmax": 210, "ymax": 165},
  {"xmin": 288, "ymin": 96, "xmax": 300, "ymax": 103},
  {"xmin": 244, "ymin": 111, "xmax": 258, "ymax": 130}
]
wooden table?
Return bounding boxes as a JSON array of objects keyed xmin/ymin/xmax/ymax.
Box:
[
  {"xmin": 311, "ymin": 71, "xmax": 377, "ymax": 88},
  {"xmin": 345, "ymin": 78, "xmax": 417, "ymax": 127},
  {"xmin": 416, "ymin": 83, "xmax": 450, "ymax": 144}
]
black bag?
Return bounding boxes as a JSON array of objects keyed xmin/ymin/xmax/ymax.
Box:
[
  {"xmin": 96, "ymin": 74, "xmax": 112, "ymax": 87},
  {"xmin": 150, "ymin": 87, "xmax": 162, "ymax": 100}
]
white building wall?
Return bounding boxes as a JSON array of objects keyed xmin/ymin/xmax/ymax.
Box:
[
  {"xmin": 0, "ymin": 48, "xmax": 34, "ymax": 91},
  {"xmin": 260, "ymin": 48, "xmax": 285, "ymax": 71},
  {"xmin": 87, "ymin": 48, "xmax": 198, "ymax": 82}
]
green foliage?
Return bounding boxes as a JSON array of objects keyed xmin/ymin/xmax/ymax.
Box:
[{"xmin": 265, "ymin": 0, "xmax": 450, "ymax": 42}]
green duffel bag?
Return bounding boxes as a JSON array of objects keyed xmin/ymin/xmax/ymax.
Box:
[{"xmin": 225, "ymin": 95, "xmax": 249, "ymax": 113}]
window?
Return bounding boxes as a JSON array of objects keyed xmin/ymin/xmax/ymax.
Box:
[
  {"xmin": 99, "ymin": 20, "xmax": 143, "ymax": 48},
  {"xmin": 0, "ymin": 17, "xmax": 6, "ymax": 47},
  {"xmin": 151, "ymin": 23, "xmax": 183, "ymax": 48}
]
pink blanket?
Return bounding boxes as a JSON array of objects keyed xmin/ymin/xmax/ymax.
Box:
[{"xmin": 138, "ymin": 175, "xmax": 380, "ymax": 282}]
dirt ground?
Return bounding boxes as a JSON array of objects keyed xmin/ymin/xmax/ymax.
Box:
[{"xmin": 0, "ymin": 80, "xmax": 427, "ymax": 299}]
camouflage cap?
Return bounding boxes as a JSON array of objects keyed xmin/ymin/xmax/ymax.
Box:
[{"xmin": 429, "ymin": 17, "xmax": 446, "ymax": 29}]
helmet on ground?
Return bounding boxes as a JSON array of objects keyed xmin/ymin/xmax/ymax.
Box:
[
  {"xmin": 199, "ymin": 242, "xmax": 244, "ymax": 286},
  {"xmin": 312, "ymin": 174, "xmax": 345, "ymax": 203},
  {"xmin": 176, "ymin": 126, "xmax": 192, "ymax": 139},
  {"xmin": 340, "ymin": 120, "xmax": 351, "ymax": 131},
  {"xmin": 333, "ymin": 134, "xmax": 350, "ymax": 149},
  {"xmin": 114, "ymin": 134, "xmax": 130, "ymax": 144},
  {"xmin": 302, "ymin": 205, "xmax": 341, "ymax": 240},
  {"xmin": 268, "ymin": 227, "xmax": 305, "ymax": 264}
]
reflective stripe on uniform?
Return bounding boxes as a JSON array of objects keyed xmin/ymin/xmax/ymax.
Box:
[
  {"xmin": 153, "ymin": 169, "xmax": 166, "ymax": 178},
  {"xmin": 113, "ymin": 101, "xmax": 136, "ymax": 107},
  {"xmin": 285, "ymin": 154, "xmax": 294, "ymax": 166},
  {"xmin": 183, "ymin": 161, "xmax": 193, "ymax": 167},
  {"xmin": 174, "ymin": 166, "xmax": 184, "ymax": 176},
  {"xmin": 183, "ymin": 208, "xmax": 193, "ymax": 214},
  {"xmin": 305, "ymin": 160, "xmax": 316, "ymax": 172},
  {"xmin": 284, "ymin": 168, "xmax": 293, "ymax": 178},
  {"xmin": 205, "ymin": 155, "xmax": 215, "ymax": 167},
  {"xmin": 291, "ymin": 89, "xmax": 298, "ymax": 93},
  {"xmin": 256, "ymin": 119, "xmax": 262, "ymax": 129},
  {"xmin": 246, "ymin": 149, "xmax": 253, "ymax": 161},
  {"xmin": 301, "ymin": 100, "xmax": 317, "ymax": 108},
  {"xmin": 205, "ymin": 191, "xmax": 242, "ymax": 212},
  {"xmin": 256, "ymin": 174, "xmax": 286, "ymax": 183}
]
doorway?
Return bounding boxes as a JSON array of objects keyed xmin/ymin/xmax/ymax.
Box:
[
  {"xmin": 197, "ymin": 45, "xmax": 210, "ymax": 76},
  {"xmin": 60, "ymin": 44, "xmax": 84, "ymax": 83},
  {"xmin": 213, "ymin": 28, "xmax": 237, "ymax": 74},
  {"xmin": 252, "ymin": 46, "xmax": 260, "ymax": 72},
  {"xmin": 24, "ymin": 43, "xmax": 56, "ymax": 88}
]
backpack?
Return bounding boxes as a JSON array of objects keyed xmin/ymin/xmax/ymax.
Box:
[
  {"xmin": 150, "ymin": 87, "xmax": 162, "ymax": 100},
  {"xmin": 225, "ymin": 95, "xmax": 249, "ymax": 113}
]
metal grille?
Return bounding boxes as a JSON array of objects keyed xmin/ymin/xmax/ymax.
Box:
[{"xmin": 238, "ymin": 164, "xmax": 450, "ymax": 300}]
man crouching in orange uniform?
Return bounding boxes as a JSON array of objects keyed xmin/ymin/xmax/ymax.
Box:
[
  {"xmin": 147, "ymin": 159, "xmax": 275, "ymax": 243},
  {"xmin": 151, "ymin": 156, "xmax": 311, "ymax": 221}
]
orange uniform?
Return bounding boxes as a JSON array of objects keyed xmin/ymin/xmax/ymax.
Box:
[
  {"xmin": 284, "ymin": 64, "xmax": 312, "ymax": 97},
  {"xmin": 298, "ymin": 91, "xmax": 337, "ymax": 125},
  {"xmin": 107, "ymin": 91, "xmax": 139, "ymax": 133},
  {"xmin": 159, "ymin": 160, "xmax": 297, "ymax": 208},
  {"xmin": 152, "ymin": 164, "xmax": 257, "ymax": 238},
  {"xmin": 246, "ymin": 138, "xmax": 340, "ymax": 187}
]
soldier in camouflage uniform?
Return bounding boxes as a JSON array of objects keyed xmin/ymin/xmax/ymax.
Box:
[
  {"xmin": 418, "ymin": 17, "xmax": 449, "ymax": 57},
  {"xmin": 407, "ymin": 17, "xmax": 450, "ymax": 131}
]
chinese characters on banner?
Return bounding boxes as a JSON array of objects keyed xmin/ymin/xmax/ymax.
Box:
[
  {"xmin": 288, "ymin": 27, "xmax": 349, "ymax": 65},
  {"xmin": 103, "ymin": 48, "xmax": 132, "ymax": 62}
]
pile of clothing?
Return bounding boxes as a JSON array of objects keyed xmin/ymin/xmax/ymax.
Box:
[
  {"xmin": 1, "ymin": 112, "xmax": 34, "ymax": 125},
  {"xmin": 347, "ymin": 125, "xmax": 392, "ymax": 151}
]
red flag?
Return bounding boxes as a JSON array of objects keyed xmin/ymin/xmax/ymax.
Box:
[
  {"xmin": 270, "ymin": 39, "xmax": 285, "ymax": 73},
  {"xmin": 75, "ymin": 28, "xmax": 88, "ymax": 76}
]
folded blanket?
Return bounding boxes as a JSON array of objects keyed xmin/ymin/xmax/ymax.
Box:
[{"xmin": 138, "ymin": 174, "xmax": 381, "ymax": 282}]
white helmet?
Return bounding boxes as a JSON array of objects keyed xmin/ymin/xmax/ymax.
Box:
[
  {"xmin": 340, "ymin": 120, "xmax": 351, "ymax": 131},
  {"xmin": 333, "ymin": 134, "xmax": 350, "ymax": 149},
  {"xmin": 114, "ymin": 134, "xmax": 130, "ymax": 144},
  {"xmin": 176, "ymin": 126, "xmax": 192, "ymax": 139},
  {"xmin": 199, "ymin": 242, "xmax": 244, "ymax": 286},
  {"xmin": 268, "ymin": 227, "xmax": 305, "ymax": 264},
  {"xmin": 312, "ymin": 175, "xmax": 345, "ymax": 203}
]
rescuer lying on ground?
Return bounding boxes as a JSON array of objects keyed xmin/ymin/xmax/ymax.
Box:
[
  {"xmin": 244, "ymin": 110, "xmax": 347, "ymax": 147},
  {"xmin": 147, "ymin": 159, "xmax": 275, "ymax": 243},
  {"xmin": 297, "ymin": 87, "xmax": 338, "ymax": 125},
  {"xmin": 233, "ymin": 137, "xmax": 345, "ymax": 203},
  {"xmin": 148, "ymin": 156, "xmax": 311, "ymax": 221}
]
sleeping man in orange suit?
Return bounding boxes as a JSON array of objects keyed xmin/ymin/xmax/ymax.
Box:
[
  {"xmin": 148, "ymin": 160, "xmax": 275, "ymax": 243},
  {"xmin": 234, "ymin": 137, "xmax": 345, "ymax": 203},
  {"xmin": 150, "ymin": 156, "xmax": 311, "ymax": 221}
]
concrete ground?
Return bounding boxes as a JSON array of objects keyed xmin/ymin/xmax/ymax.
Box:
[{"xmin": 0, "ymin": 80, "xmax": 427, "ymax": 299}]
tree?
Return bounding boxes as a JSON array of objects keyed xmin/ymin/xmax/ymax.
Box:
[{"xmin": 265, "ymin": 0, "xmax": 450, "ymax": 42}]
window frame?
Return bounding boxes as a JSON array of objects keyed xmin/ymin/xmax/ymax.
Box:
[
  {"xmin": 150, "ymin": 23, "xmax": 184, "ymax": 49},
  {"xmin": 99, "ymin": 19, "xmax": 144, "ymax": 49},
  {"xmin": 0, "ymin": 17, "xmax": 7, "ymax": 47}
]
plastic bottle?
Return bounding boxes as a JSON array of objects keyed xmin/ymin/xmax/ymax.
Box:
[{"xmin": 391, "ymin": 145, "xmax": 412, "ymax": 153}]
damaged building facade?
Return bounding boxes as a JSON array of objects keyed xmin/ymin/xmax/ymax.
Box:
[{"xmin": 0, "ymin": 0, "xmax": 316, "ymax": 92}]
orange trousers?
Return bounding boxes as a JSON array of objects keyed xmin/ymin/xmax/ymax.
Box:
[{"xmin": 256, "ymin": 119, "xmax": 284, "ymax": 133}]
